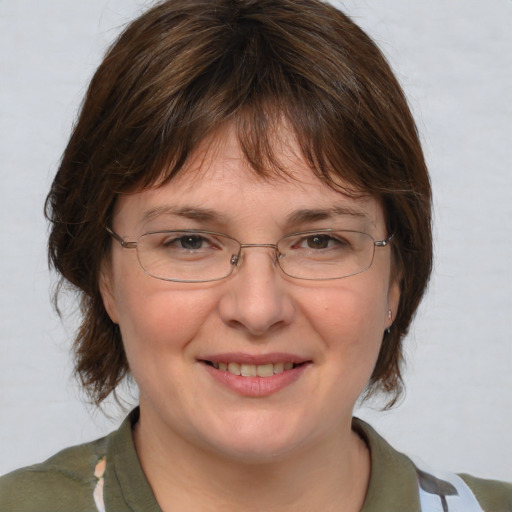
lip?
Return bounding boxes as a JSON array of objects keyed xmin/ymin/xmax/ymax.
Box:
[
  {"xmin": 198, "ymin": 353, "xmax": 311, "ymax": 398},
  {"xmin": 201, "ymin": 352, "xmax": 309, "ymax": 365}
]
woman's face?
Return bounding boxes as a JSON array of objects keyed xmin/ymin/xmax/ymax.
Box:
[{"xmin": 101, "ymin": 125, "xmax": 399, "ymax": 462}]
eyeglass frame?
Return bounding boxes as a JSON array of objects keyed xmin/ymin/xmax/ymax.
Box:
[{"xmin": 105, "ymin": 226, "xmax": 394, "ymax": 283}]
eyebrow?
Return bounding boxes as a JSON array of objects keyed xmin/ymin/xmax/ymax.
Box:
[
  {"xmin": 141, "ymin": 205, "xmax": 227, "ymax": 224},
  {"xmin": 286, "ymin": 206, "xmax": 371, "ymax": 225}
]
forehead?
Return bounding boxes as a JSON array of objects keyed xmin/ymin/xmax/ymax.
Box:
[{"xmin": 113, "ymin": 124, "xmax": 385, "ymax": 234}]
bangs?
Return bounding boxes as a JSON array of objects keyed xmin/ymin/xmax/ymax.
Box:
[{"xmin": 108, "ymin": 64, "xmax": 366, "ymax": 199}]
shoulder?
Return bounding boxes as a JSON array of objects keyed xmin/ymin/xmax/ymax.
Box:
[
  {"xmin": 0, "ymin": 435, "xmax": 108, "ymax": 512},
  {"xmin": 414, "ymin": 466, "xmax": 512, "ymax": 512},
  {"xmin": 459, "ymin": 473, "xmax": 512, "ymax": 512},
  {"xmin": 353, "ymin": 418, "xmax": 512, "ymax": 512}
]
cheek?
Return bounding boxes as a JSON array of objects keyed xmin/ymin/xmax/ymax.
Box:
[
  {"xmin": 299, "ymin": 281, "xmax": 388, "ymax": 342},
  {"xmin": 296, "ymin": 278, "xmax": 389, "ymax": 389},
  {"xmin": 112, "ymin": 275, "xmax": 217, "ymax": 362}
]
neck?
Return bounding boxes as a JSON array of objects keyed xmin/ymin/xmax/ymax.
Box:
[{"xmin": 133, "ymin": 411, "xmax": 370, "ymax": 512}]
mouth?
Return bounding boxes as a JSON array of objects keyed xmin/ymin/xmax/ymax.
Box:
[
  {"xmin": 199, "ymin": 355, "xmax": 310, "ymax": 397},
  {"xmin": 203, "ymin": 361, "xmax": 304, "ymax": 377}
]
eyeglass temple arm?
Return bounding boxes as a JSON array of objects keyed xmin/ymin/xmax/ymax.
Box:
[
  {"xmin": 374, "ymin": 233, "xmax": 395, "ymax": 247},
  {"xmin": 106, "ymin": 226, "xmax": 137, "ymax": 249}
]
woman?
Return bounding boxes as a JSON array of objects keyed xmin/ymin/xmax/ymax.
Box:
[{"xmin": 0, "ymin": 0, "xmax": 510, "ymax": 510}]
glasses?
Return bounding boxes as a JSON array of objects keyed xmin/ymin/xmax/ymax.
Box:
[{"xmin": 106, "ymin": 227, "xmax": 394, "ymax": 283}]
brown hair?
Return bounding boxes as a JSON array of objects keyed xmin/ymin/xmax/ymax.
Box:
[{"xmin": 46, "ymin": 0, "xmax": 432, "ymax": 406}]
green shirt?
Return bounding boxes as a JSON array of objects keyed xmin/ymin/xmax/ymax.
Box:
[{"xmin": 1, "ymin": 409, "xmax": 510, "ymax": 511}]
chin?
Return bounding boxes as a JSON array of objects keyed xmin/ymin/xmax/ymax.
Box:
[
  {"xmin": 205, "ymin": 434, "xmax": 303, "ymax": 465},
  {"xmin": 192, "ymin": 411, "xmax": 319, "ymax": 464}
]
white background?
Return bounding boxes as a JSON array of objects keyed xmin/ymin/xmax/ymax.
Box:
[{"xmin": 0, "ymin": 0, "xmax": 511, "ymax": 480}]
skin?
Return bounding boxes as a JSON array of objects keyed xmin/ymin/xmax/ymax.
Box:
[{"xmin": 100, "ymin": 125, "xmax": 400, "ymax": 511}]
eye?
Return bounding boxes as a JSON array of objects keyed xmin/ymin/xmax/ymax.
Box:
[
  {"xmin": 175, "ymin": 234, "xmax": 208, "ymax": 250},
  {"xmin": 283, "ymin": 231, "xmax": 354, "ymax": 255},
  {"xmin": 152, "ymin": 232, "xmax": 220, "ymax": 252},
  {"xmin": 303, "ymin": 234, "xmax": 333, "ymax": 249}
]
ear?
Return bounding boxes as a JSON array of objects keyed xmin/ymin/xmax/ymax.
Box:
[
  {"xmin": 99, "ymin": 261, "xmax": 119, "ymax": 324},
  {"xmin": 385, "ymin": 276, "xmax": 401, "ymax": 330}
]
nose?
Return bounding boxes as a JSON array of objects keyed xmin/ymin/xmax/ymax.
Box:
[{"xmin": 218, "ymin": 246, "xmax": 295, "ymax": 336}]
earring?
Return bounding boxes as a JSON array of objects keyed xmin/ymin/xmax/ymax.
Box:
[{"xmin": 385, "ymin": 310, "xmax": 392, "ymax": 335}]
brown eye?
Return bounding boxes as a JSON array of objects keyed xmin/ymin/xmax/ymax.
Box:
[{"xmin": 305, "ymin": 235, "xmax": 331, "ymax": 249}]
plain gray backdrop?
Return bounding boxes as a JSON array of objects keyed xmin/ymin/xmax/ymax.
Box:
[{"xmin": 1, "ymin": 0, "xmax": 511, "ymax": 479}]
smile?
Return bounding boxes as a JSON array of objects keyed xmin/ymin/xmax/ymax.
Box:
[
  {"xmin": 200, "ymin": 356, "xmax": 310, "ymax": 397},
  {"xmin": 209, "ymin": 361, "xmax": 296, "ymax": 377}
]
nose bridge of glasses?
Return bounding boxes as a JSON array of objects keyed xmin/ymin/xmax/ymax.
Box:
[{"xmin": 230, "ymin": 243, "xmax": 279, "ymax": 267}]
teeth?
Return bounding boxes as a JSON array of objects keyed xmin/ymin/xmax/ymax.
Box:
[
  {"xmin": 212, "ymin": 361, "xmax": 298, "ymax": 377},
  {"xmin": 241, "ymin": 364, "xmax": 257, "ymax": 377},
  {"xmin": 256, "ymin": 363, "xmax": 274, "ymax": 377},
  {"xmin": 273, "ymin": 362, "xmax": 284, "ymax": 374},
  {"xmin": 228, "ymin": 362, "xmax": 241, "ymax": 375}
]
